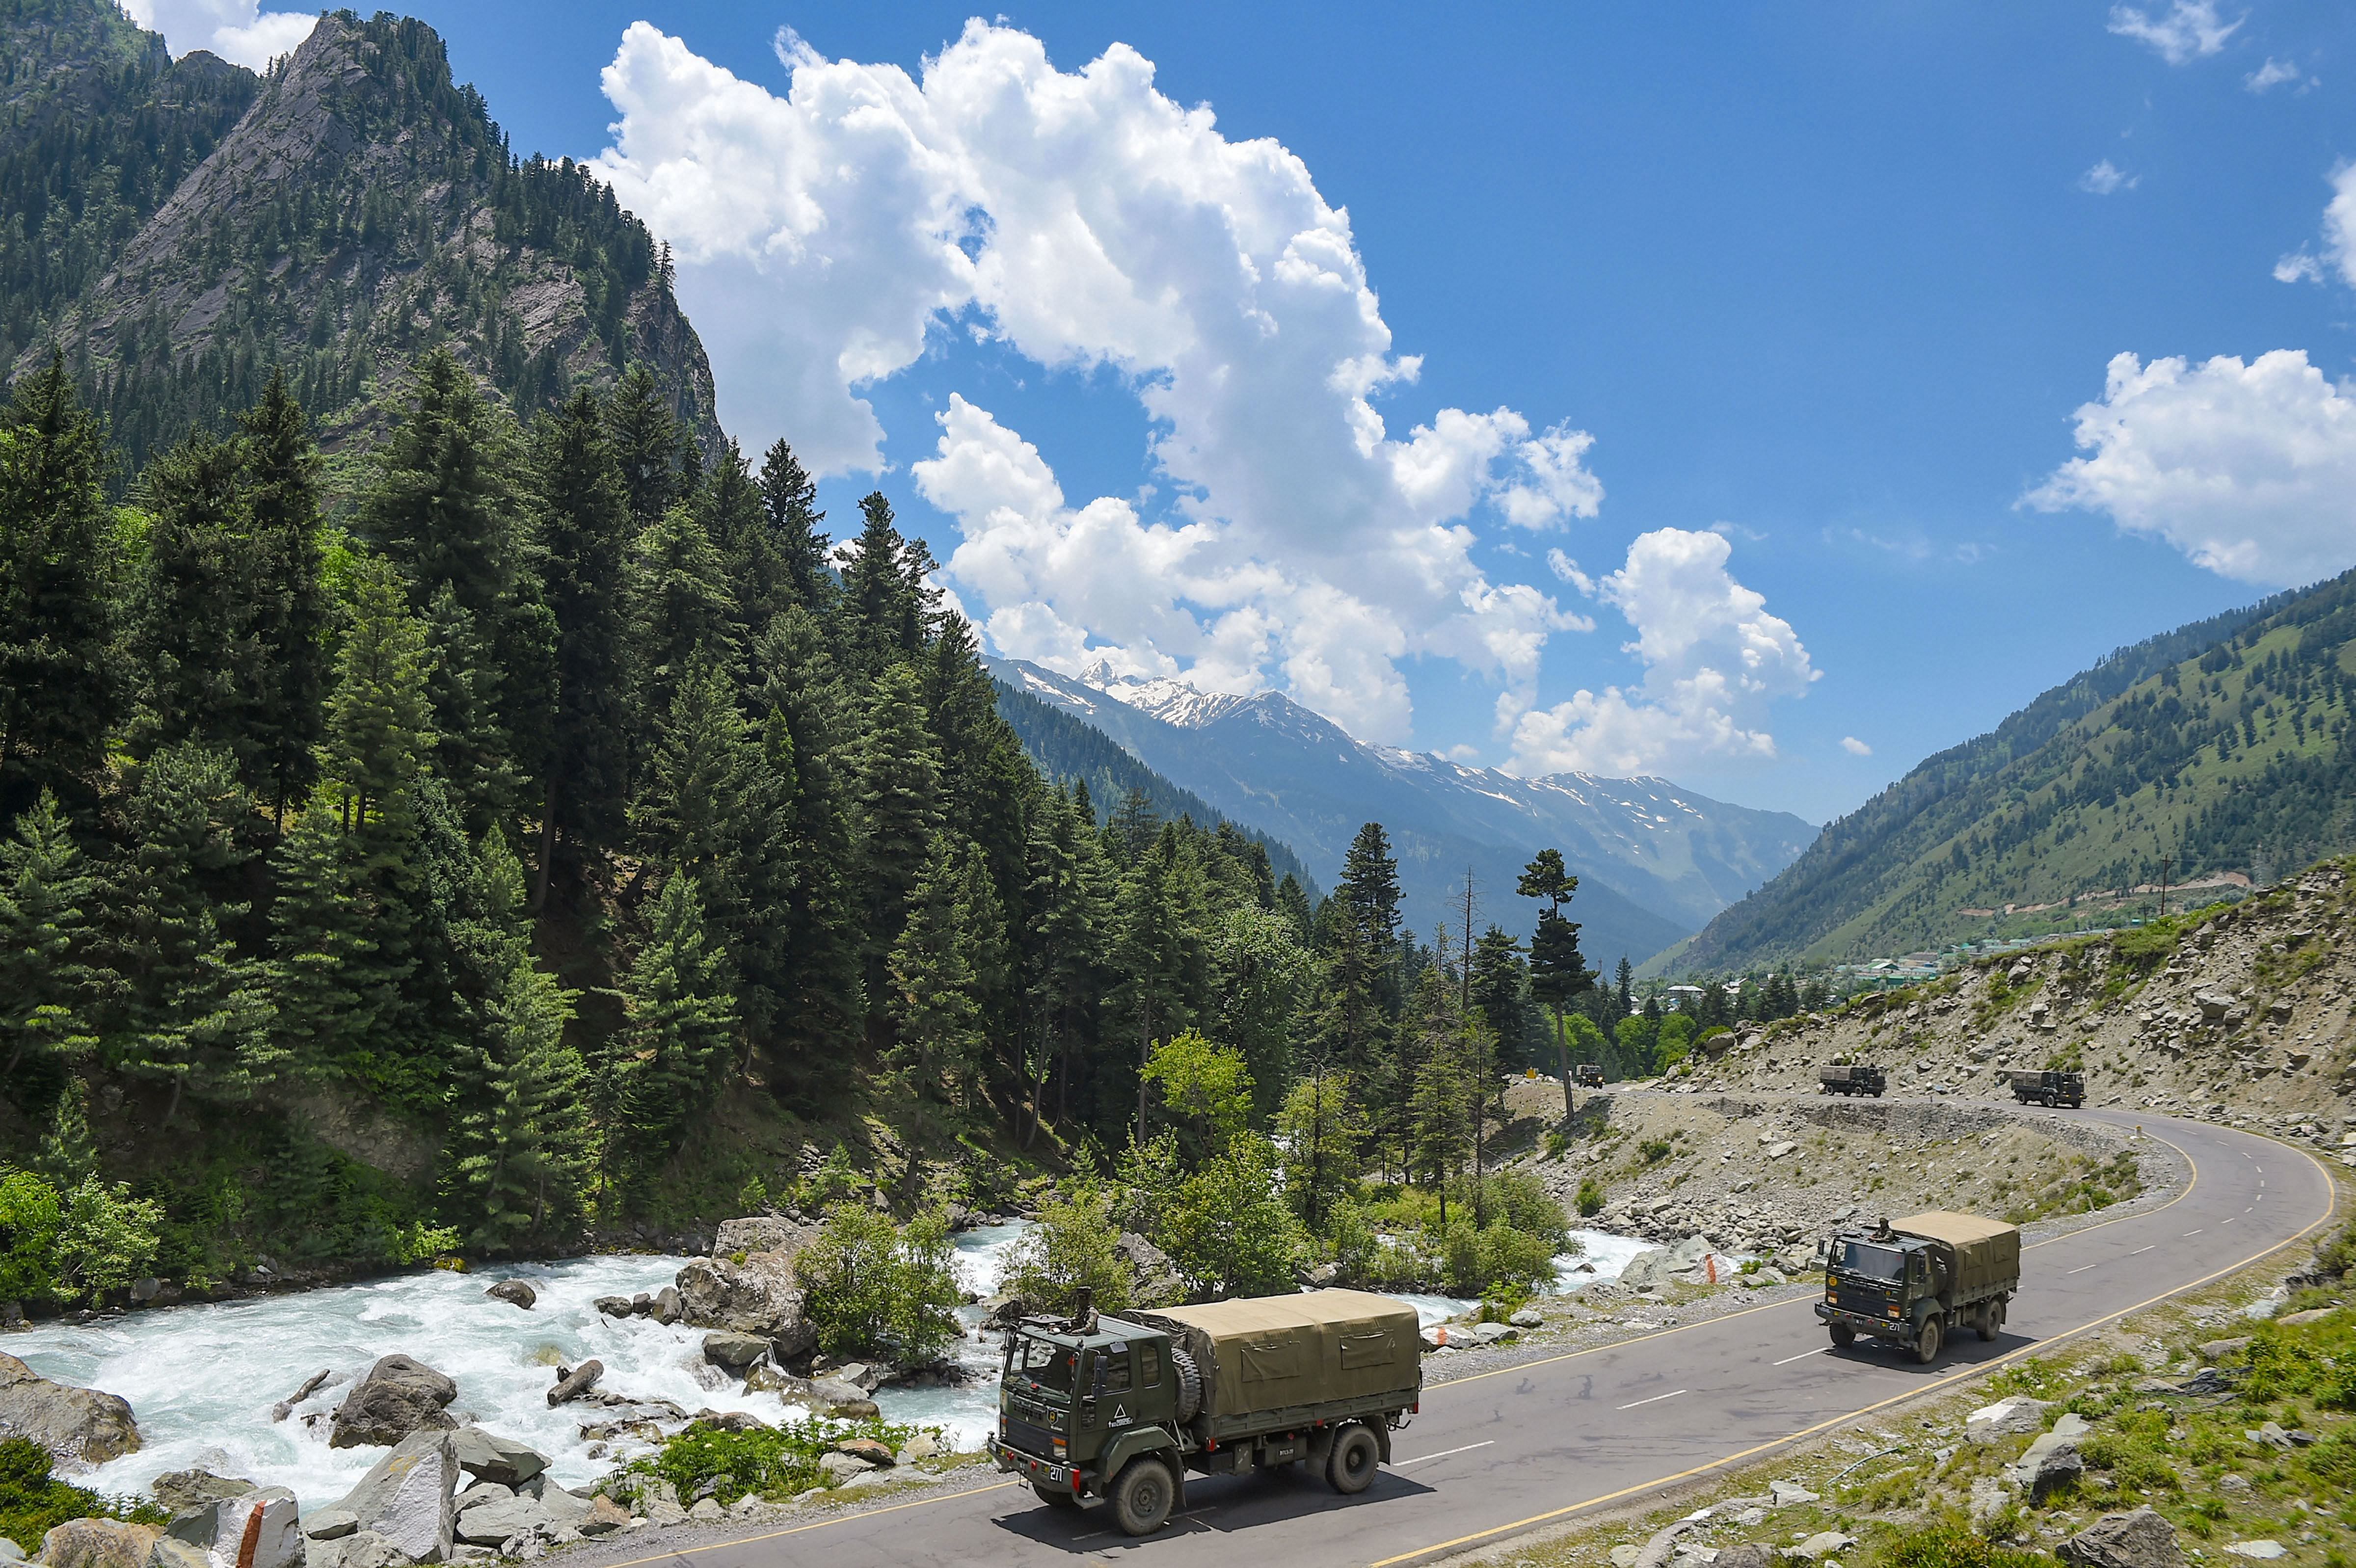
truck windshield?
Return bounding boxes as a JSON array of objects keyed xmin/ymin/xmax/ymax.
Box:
[
  {"xmin": 1013, "ymin": 1334, "xmax": 1076, "ymax": 1392},
  {"xmin": 1836, "ymin": 1241, "xmax": 1905, "ymax": 1282}
]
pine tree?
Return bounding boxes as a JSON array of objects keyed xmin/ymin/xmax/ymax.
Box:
[
  {"xmin": 1111, "ymin": 824, "xmax": 1209, "ymax": 1144},
  {"xmin": 628, "ymin": 504, "xmax": 737, "ymax": 721},
  {"xmin": 853, "ymin": 663, "xmax": 944, "ymax": 971},
  {"xmin": 0, "ymin": 354, "xmax": 121, "ymax": 820},
  {"xmin": 321, "ymin": 557, "xmax": 437, "ymax": 829},
  {"xmin": 239, "ymin": 370, "xmax": 329, "ymax": 827},
  {"xmin": 128, "ymin": 429, "xmax": 267, "ymax": 774},
  {"xmin": 615, "ymin": 871, "xmax": 737, "ymax": 1156},
  {"xmin": 531, "ymin": 387, "xmax": 633, "ymax": 899},
  {"xmin": 838, "ymin": 492, "xmax": 930, "ymax": 671},
  {"xmin": 757, "ymin": 437, "xmax": 832, "ymax": 611},
  {"xmin": 1406, "ymin": 969, "xmax": 1473, "ymax": 1228},
  {"xmin": 697, "ymin": 438, "xmax": 783, "ymax": 637},
  {"xmin": 268, "ymin": 792, "xmax": 400, "ymax": 1086},
  {"xmin": 0, "ymin": 792, "xmax": 98, "ymax": 1079},
  {"xmin": 1518, "ymin": 849, "xmax": 1592, "ymax": 1121},
  {"xmin": 1469, "ymin": 926, "xmax": 1531, "ymax": 1071},
  {"xmin": 887, "ymin": 832, "xmax": 985, "ymax": 1154},
  {"xmin": 1020, "ymin": 783, "xmax": 1112, "ymax": 1142},
  {"xmin": 607, "ymin": 365, "xmax": 685, "ymax": 534}
]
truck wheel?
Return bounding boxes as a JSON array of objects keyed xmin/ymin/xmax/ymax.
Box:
[
  {"xmin": 1033, "ymin": 1482, "xmax": 1080, "ymax": 1509},
  {"xmin": 1978, "ymin": 1298, "xmax": 2006, "ymax": 1341},
  {"xmin": 1913, "ymin": 1314, "xmax": 1944, "ymax": 1365},
  {"xmin": 1111, "ymin": 1457, "xmax": 1175, "ymax": 1537},
  {"xmin": 1327, "ymin": 1425, "xmax": 1381, "ymax": 1495},
  {"xmin": 1828, "ymin": 1325, "xmax": 1855, "ymax": 1348}
]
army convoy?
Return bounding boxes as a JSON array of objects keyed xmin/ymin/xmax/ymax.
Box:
[
  {"xmin": 2006, "ymin": 1068, "xmax": 2087, "ymax": 1107},
  {"xmin": 996, "ymin": 1289, "xmax": 1422, "ymax": 1535}
]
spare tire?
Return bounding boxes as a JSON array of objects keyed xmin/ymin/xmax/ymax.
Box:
[{"xmin": 1170, "ymin": 1347, "xmax": 1202, "ymax": 1424}]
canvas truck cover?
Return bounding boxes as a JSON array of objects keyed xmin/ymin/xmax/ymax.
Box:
[
  {"xmin": 1821, "ymin": 1064, "xmax": 1877, "ymax": 1083},
  {"xmin": 1892, "ymin": 1210, "xmax": 2021, "ymax": 1297},
  {"xmin": 1137, "ymin": 1290, "xmax": 1420, "ymax": 1418}
]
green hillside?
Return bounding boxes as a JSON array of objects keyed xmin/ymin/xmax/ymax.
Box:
[{"xmin": 1682, "ymin": 567, "xmax": 2356, "ymax": 970}]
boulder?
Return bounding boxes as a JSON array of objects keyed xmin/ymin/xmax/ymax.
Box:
[
  {"xmin": 1509, "ymin": 1308, "xmax": 1544, "ymax": 1329},
  {"xmin": 1965, "ymin": 1396, "xmax": 2052, "ymax": 1443},
  {"xmin": 1470, "ymin": 1322, "xmax": 1518, "ymax": 1345},
  {"xmin": 2274, "ymin": 1308, "xmax": 2332, "ymax": 1328},
  {"xmin": 1767, "ymin": 1481, "xmax": 1819, "ymax": 1507},
  {"xmin": 38, "ymin": 1520, "xmax": 160, "ymax": 1568},
  {"xmin": 447, "ymin": 1428, "xmax": 546, "ymax": 1488},
  {"xmin": 214, "ymin": 1488, "xmax": 304, "ymax": 1568},
  {"xmin": 546, "ymin": 1362, "xmax": 603, "ymax": 1407},
  {"xmin": 2028, "ymin": 1444, "xmax": 2084, "ymax": 1504},
  {"xmin": 1788, "ymin": 1533, "xmax": 1857, "ymax": 1562},
  {"xmin": 1113, "ymin": 1233, "xmax": 1185, "ymax": 1305},
  {"xmin": 701, "ymin": 1331, "xmax": 770, "ymax": 1370},
  {"xmin": 152, "ymin": 1470, "xmax": 254, "ymax": 1516},
  {"xmin": 592, "ymin": 1296, "xmax": 633, "ymax": 1319},
  {"xmin": 2197, "ymin": 1337, "xmax": 2251, "ymax": 1363},
  {"xmin": 308, "ymin": 1530, "xmax": 409, "ymax": 1568},
  {"xmin": 526, "ymin": 1485, "xmax": 589, "ymax": 1528},
  {"xmin": 827, "ymin": 1362, "xmax": 884, "ymax": 1393},
  {"xmin": 832, "ymin": 1437, "xmax": 895, "ymax": 1466},
  {"xmin": 1718, "ymin": 1547, "xmax": 1778, "ymax": 1568},
  {"xmin": 898, "ymin": 1433, "xmax": 940, "ymax": 1463},
  {"xmin": 335, "ymin": 1429, "xmax": 458, "ymax": 1564},
  {"xmin": 453, "ymin": 1482, "xmax": 512, "ymax": 1515},
  {"xmin": 807, "ymin": 1378, "xmax": 880, "ymax": 1418},
  {"xmin": 672, "ymin": 1246, "xmax": 816, "ymax": 1356},
  {"xmin": 0, "ymin": 1353, "xmax": 141, "ymax": 1470},
  {"xmin": 454, "ymin": 1496, "xmax": 552, "ymax": 1546},
  {"xmin": 817, "ymin": 1452, "xmax": 875, "ymax": 1482},
  {"xmin": 713, "ymin": 1217, "xmax": 813, "ymax": 1257},
  {"xmin": 2061, "ymin": 1508, "xmax": 2185, "ymax": 1568},
  {"xmin": 651, "ymin": 1287, "xmax": 682, "ymax": 1326},
  {"xmin": 304, "ymin": 1511, "xmax": 361, "ymax": 1543},
  {"xmin": 483, "ymin": 1282, "xmax": 535, "ymax": 1311},
  {"xmin": 330, "ymin": 1356, "xmax": 459, "ymax": 1449},
  {"xmin": 145, "ymin": 1539, "xmax": 209, "ymax": 1568},
  {"xmin": 579, "ymin": 1498, "xmax": 630, "ymax": 1537},
  {"xmin": 2223, "ymin": 1545, "xmax": 2285, "ymax": 1561}
]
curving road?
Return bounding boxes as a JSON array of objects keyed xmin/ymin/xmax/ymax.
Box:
[{"xmin": 581, "ymin": 1106, "xmax": 2338, "ymax": 1568}]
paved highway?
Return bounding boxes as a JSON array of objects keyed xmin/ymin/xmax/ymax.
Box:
[{"xmin": 582, "ymin": 1106, "xmax": 2338, "ymax": 1568}]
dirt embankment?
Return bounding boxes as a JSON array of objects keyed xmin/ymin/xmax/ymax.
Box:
[{"xmin": 1682, "ymin": 862, "xmax": 2356, "ymax": 1157}]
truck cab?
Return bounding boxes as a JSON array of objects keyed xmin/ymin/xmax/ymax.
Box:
[
  {"xmin": 1574, "ymin": 1063, "xmax": 1606, "ymax": 1087},
  {"xmin": 1815, "ymin": 1211, "xmax": 2018, "ymax": 1364},
  {"xmin": 997, "ymin": 1315, "xmax": 1188, "ymax": 1530}
]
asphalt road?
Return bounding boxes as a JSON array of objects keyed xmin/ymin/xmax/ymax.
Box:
[{"xmin": 582, "ymin": 1105, "xmax": 2339, "ymax": 1568}]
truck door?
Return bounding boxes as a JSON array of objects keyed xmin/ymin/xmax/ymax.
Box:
[{"xmin": 1097, "ymin": 1343, "xmax": 1136, "ymax": 1430}]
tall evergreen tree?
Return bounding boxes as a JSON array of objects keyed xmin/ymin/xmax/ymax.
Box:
[
  {"xmin": 238, "ymin": 370, "xmax": 329, "ymax": 827},
  {"xmin": 0, "ymin": 792, "xmax": 97, "ymax": 1080},
  {"xmin": 697, "ymin": 438, "xmax": 784, "ymax": 638},
  {"xmin": 757, "ymin": 437, "xmax": 832, "ymax": 611},
  {"xmin": 838, "ymin": 492, "xmax": 932, "ymax": 671},
  {"xmin": 607, "ymin": 365, "xmax": 686, "ymax": 534},
  {"xmin": 128, "ymin": 430, "xmax": 266, "ymax": 774},
  {"xmin": 887, "ymin": 832, "xmax": 986, "ymax": 1154},
  {"xmin": 628, "ymin": 504, "xmax": 737, "ymax": 721},
  {"xmin": 615, "ymin": 871, "xmax": 737, "ymax": 1155},
  {"xmin": 1517, "ymin": 848, "xmax": 1592, "ymax": 1121},
  {"xmin": 853, "ymin": 663, "xmax": 944, "ymax": 987},
  {"xmin": 0, "ymin": 355, "xmax": 120, "ymax": 820}
]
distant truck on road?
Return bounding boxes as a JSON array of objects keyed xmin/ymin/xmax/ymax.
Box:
[
  {"xmin": 2007, "ymin": 1068, "xmax": 2086, "ymax": 1107},
  {"xmin": 1574, "ymin": 1063, "xmax": 1606, "ymax": 1087},
  {"xmin": 1816, "ymin": 1210, "xmax": 2020, "ymax": 1364},
  {"xmin": 995, "ymin": 1289, "xmax": 1422, "ymax": 1536},
  {"xmin": 1818, "ymin": 1063, "xmax": 1886, "ymax": 1098}
]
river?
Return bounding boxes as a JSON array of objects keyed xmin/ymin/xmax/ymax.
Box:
[{"xmin": 7, "ymin": 1227, "xmax": 1650, "ymax": 1511}]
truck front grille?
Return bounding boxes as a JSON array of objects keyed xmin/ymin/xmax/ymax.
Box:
[{"xmin": 1003, "ymin": 1417, "xmax": 1059, "ymax": 1459}]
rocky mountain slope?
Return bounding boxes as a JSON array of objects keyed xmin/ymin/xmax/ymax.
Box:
[
  {"xmin": 1683, "ymin": 856, "xmax": 2356, "ymax": 1157},
  {"xmin": 1684, "ymin": 568, "xmax": 2356, "ymax": 972},
  {"xmin": 5, "ymin": 2, "xmax": 718, "ymax": 472},
  {"xmin": 990, "ymin": 657, "xmax": 1816, "ymax": 967}
]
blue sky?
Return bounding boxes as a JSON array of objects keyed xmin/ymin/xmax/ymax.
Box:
[{"xmin": 138, "ymin": 1, "xmax": 2356, "ymax": 823}]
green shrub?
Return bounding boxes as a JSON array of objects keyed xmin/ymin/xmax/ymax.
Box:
[
  {"xmin": 0, "ymin": 1169, "xmax": 62, "ymax": 1303},
  {"xmin": 794, "ymin": 1204, "xmax": 962, "ymax": 1364},
  {"xmin": 619, "ymin": 1414, "xmax": 931, "ymax": 1504},
  {"xmin": 1874, "ymin": 1520, "xmax": 2049, "ymax": 1568},
  {"xmin": 1576, "ymin": 1177, "xmax": 1604, "ymax": 1218},
  {"xmin": 1001, "ymin": 1176, "xmax": 1131, "ymax": 1314},
  {"xmin": 0, "ymin": 1437, "xmax": 162, "ymax": 1554},
  {"xmin": 1638, "ymin": 1138, "xmax": 1672, "ymax": 1165}
]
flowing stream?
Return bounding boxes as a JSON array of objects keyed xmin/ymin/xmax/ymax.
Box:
[{"xmin": 7, "ymin": 1226, "xmax": 1652, "ymax": 1512}]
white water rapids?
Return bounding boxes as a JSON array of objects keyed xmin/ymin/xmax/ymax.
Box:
[{"xmin": 7, "ymin": 1226, "xmax": 1647, "ymax": 1512}]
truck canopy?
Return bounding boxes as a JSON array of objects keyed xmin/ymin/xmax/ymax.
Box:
[
  {"xmin": 1891, "ymin": 1210, "xmax": 2021, "ymax": 1296},
  {"xmin": 1137, "ymin": 1289, "xmax": 1419, "ymax": 1418},
  {"xmin": 1821, "ymin": 1064, "xmax": 1880, "ymax": 1082}
]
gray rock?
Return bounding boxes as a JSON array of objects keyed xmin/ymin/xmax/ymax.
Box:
[
  {"xmin": 330, "ymin": 1355, "xmax": 458, "ymax": 1449},
  {"xmin": 651, "ymin": 1287, "xmax": 682, "ymax": 1326},
  {"xmin": 686, "ymin": 1499, "xmax": 723, "ymax": 1522},
  {"xmin": 829, "ymin": 1362, "xmax": 884, "ymax": 1393},
  {"xmin": 643, "ymin": 1498, "xmax": 687, "ymax": 1528},
  {"xmin": 528, "ymin": 1485, "xmax": 589, "ymax": 1527},
  {"xmin": 713, "ymin": 1217, "xmax": 813, "ymax": 1257},
  {"xmin": 483, "ymin": 1281, "xmax": 535, "ymax": 1311},
  {"xmin": 40, "ymin": 1520, "xmax": 161, "ymax": 1568},
  {"xmin": 817, "ymin": 1451, "xmax": 875, "ymax": 1481},
  {"xmin": 579, "ymin": 1498, "xmax": 629, "ymax": 1537},
  {"xmin": 1767, "ymin": 1480, "xmax": 1820, "ymax": 1506},
  {"xmin": 2224, "ymin": 1545, "xmax": 2285, "ymax": 1562},
  {"xmin": 701, "ymin": 1331, "xmax": 771, "ymax": 1369},
  {"xmin": 144, "ymin": 1540, "xmax": 208, "ymax": 1568},
  {"xmin": 152, "ymin": 1470, "xmax": 254, "ymax": 1516},
  {"xmin": 592, "ymin": 1297, "xmax": 633, "ymax": 1319},
  {"xmin": 304, "ymin": 1510, "xmax": 361, "ymax": 1542},
  {"xmin": 673, "ymin": 1249, "xmax": 816, "ymax": 1356},
  {"xmin": 335, "ymin": 1429, "xmax": 458, "ymax": 1564},
  {"xmin": 0, "ymin": 1352, "xmax": 141, "ymax": 1470},
  {"xmin": 213, "ymin": 1488, "xmax": 304, "ymax": 1568},
  {"xmin": 2061, "ymin": 1507, "xmax": 2185, "ymax": 1568},
  {"xmin": 310, "ymin": 1531, "xmax": 411, "ymax": 1568},
  {"xmin": 805, "ymin": 1378, "xmax": 880, "ymax": 1418},
  {"xmin": 1717, "ymin": 1547, "xmax": 1777, "ymax": 1568},
  {"xmin": 1113, "ymin": 1232, "xmax": 1185, "ymax": 1306},
  {"xmin": 0, "ymin": 1539, "xmax": 26, "ymax": 1566},
  {"xmin": 455, "ymin": 1496, "xmax": 552, "ymax": 1546},
  {"xmin": 452, "ymin": 1482, "xmax": 511, "ymax": 1515},
  {"xmin": 1470, "ymin": 1322, "xmax": 1519, "ymax": 1345},
  {"xmin": 897, "ymin": 1433, "xmax": 940, "ymax": 1462},
  {"xmin": 1508, "ymin": 1308, "xmax": 1544, "ymax": 1329},
  {"xmin": 2198, "ymin": 1337, "xmax": 2251, "ymax": 1363},
  {"xmin": 446, "ymin": 1428, "xmax": 546, "ymax": 1488},
  {"xmin": 1788, "ymin": 1533, "xmax": 1856, "ymax": 1562},
  {"xmin": 546, "ymin": 1361, "xmax": 603, "ymax": 1407},
  {"xmin": 2028, "ymin": 1443, "xmax": 2085, "ymax": 1504},
  {"xmin": 1966, "ymin": 1396, "xmax": 2052, "ymax": 1443}
]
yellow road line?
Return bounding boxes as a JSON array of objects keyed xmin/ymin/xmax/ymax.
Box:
[{"xmin": 1368, "ymin": 1140, "xmax": 2337, "ymax": 1568}]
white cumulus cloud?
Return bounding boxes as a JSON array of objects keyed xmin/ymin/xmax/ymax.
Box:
[
  {"xmin": 2026, "ymin": 349, "xmax": 2356, "ymax": 587},
  {"xmin": 1505, "ymin": 529, "xmax": 1818, "ymax": 779},
  {"xmin": 1841, "ymin": 736, "xmax": 1873, "ymax": 757},
  {"xmin": 2106, "ymin": 0, "xmax": 2243, "ymax": 65},
  {"xmin": 2278, "ymin": 164, "xmax": 2356, "ymax": 288},
  {"xmin": 2079, "ymin": 160, "xmax": 2137, "ymax": 195},
  {"xmin": 120, "ymin": 0, "xmax": 315, "ymax": 69},
  {"xmin": 592, "ymin": 20, "xmax": 1606, "ymax": 742},
  {"xmin": 2244, "ymin": 56, "xmax": 2306, "ymax": 93}
]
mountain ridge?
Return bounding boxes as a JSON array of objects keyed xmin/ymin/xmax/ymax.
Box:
[{"xmin": 989, "ymin": 655, "xmax": 1817, "ymax": 966}]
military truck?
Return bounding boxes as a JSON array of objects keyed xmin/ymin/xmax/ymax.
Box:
[
  {"xmin": 1574, "ymin": 1063, "xmax": 1606, "ymax": 1087},
  {"xmin": 1816, "ymin": 1210, "xmax": 2020, "ymax": 1363},
  {"xmin": 994, "ymin": 1288, "xmax": 1421, "ymax": 1536},
  {"xmin": 2006, "ymin": 1068, "xmax": 2085, "ymax": 1107},
  {"xmin": 1818, "ymin": 1063, "xmax": 1886, "ymax": 1098}
]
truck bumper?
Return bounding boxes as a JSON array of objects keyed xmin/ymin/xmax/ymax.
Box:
[
  {"xmin": 995, "ymin": 1442, "xmax": 1092, "ymax": 1498},
  {"xmin": 1816, "ymin": 1303, "xmax": 1914, "ymax": 1343}
]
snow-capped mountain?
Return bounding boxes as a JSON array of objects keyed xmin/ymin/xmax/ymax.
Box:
[{"xmin": 990, "ymin": 657, "xmax": 1818, "ymax": 968}]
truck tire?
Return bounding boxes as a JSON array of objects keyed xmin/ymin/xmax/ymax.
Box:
[
  {"xmin": 1033, "ymin": 1482, "xmax": 1080, "ymax": 1509},
  {"xmin": 1913, "ymin": 1314, "xmax": 1944, "ymax": 1365},
  {"xmin": 1327, "ymin": 1424, "xmax": 1381, "ymax": 1495},
  {"xmin": 1171, "ymin": 1347, "xmax": 1203, "ymax": 1424},
  {"xmin": 1827, "ymin": 1324, "xmax": 1855, "ymax": 1349},
  {"xmin": 1111, "ymin": 1457, "xmax": 1175, "ymax": 1536},
  {"xmin": 1978, "ymin": 1298, "xmax": 2005, "ymax": 1341}
]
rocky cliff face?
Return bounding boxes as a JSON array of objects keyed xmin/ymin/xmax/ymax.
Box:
[
  {"xmin": 1684, "ymin": 859, "xmax": 2356, "ymax": 1154},
  {"xmin": 11, "ymin": 5, "xmax": 720, "ymax": 470}
]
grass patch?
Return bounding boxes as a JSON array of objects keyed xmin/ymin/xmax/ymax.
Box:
[{"xmin": 612, "ymin": 1414, "xmax": 939, "ymax": 1505}]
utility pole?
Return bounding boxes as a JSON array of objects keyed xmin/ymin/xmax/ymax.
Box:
[
  {"xmin": 1461, "ymin": 868, "xmax": 1485, "ymax": 1229},
  {"xmin": 2158, "ymin": 853, "xmax": 2174, "ymax": 921}
]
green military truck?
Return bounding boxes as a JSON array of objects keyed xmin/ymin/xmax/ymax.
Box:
[
  {"xmin": 1574, "ymin": 1063, "xmax": 1606, "ymax": 1088},
  {"xmin": 1818, "ymin": 1063, "xmax": 1886, "ymax": 1098},
  {"xmin": 2006, "ymin": 1068, "xmax": 2086, "ymax": 1108},
  {"xmin": 1816, "ymin": 1210, "xmax": 2020, "ymax": 1364},
  {"xmin": 994, "ymin": 1288, "xmax": 1422, "ymax": 1536}
]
